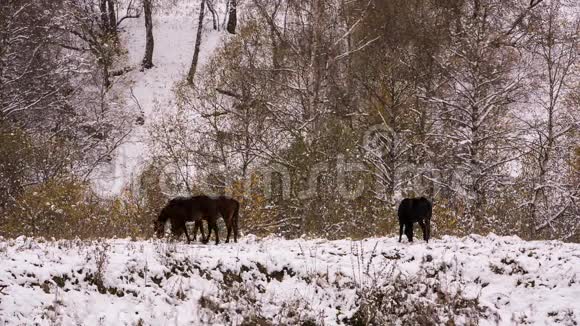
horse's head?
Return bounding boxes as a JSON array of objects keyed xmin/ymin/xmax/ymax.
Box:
[{"xmin": 154, "ymin": 220, "xmax": 166, "ymax": 239}]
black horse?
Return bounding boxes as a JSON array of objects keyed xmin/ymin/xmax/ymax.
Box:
[
  {"xmin": 398, "ymin": 197, "xmax": 432, "ymax": 243},
  {"xmin": 154, "ymin": 195, "xmax": 240, "ymax": 244}
]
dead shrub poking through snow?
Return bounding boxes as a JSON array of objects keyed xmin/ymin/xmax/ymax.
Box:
[
  {"xmin": 346, "ymin": 258, "xmax": 496, "ymax": 326},
  {"xmin": 83, "ymin": 241, "xmax": 110, "ymax": 293},
  {"xmin": 198, "ymin": 281, "xmax": 263, "ymax": 325}
]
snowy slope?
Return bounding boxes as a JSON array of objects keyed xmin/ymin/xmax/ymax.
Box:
[
  {"xmin": 92, "ymin": 1, "xmax": 226, "ymax": 196},
  {"xmin": 0, "ymin": 235, "xmax": 579, "ymax": 325}
]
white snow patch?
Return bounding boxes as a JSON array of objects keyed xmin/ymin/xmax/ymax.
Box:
[{"xmin": 1, "ymin": 235, "xmax": 579, "ymax": 325}]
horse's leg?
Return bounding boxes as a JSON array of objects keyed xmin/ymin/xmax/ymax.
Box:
[
  {"xmin": 405, "ymin": 222, "xmax": 414, "ymax": 242},
  {"xmin": 192, "ymin": 221, "xmax": 198, "ymax": 241},
  {"xmin": 399, "ymin": 222, "xmax": 404, "ymax": 242},
  {"xmin": 183, "ymin": 224, "xmax": 192, "ymax": 244},
  {"xmin": 225, "ymin": 212, "xmax": 233, "ymax": 243},
  {"xmin": 194, "ymin": 220, "xmax": 205, "ymax": 242},
  {"xmin": 233, "ymin": 211, "xmax": 239, "ymax": 243},
  {"xmin": 171, "ymin": 220, "xmax": 182, "ymax": 240},
  {"xmin": 202, "ymin": 220, "xmax": 211, "ymax": 244},
  {"xmin": 209, "ymin": 217, "xmax": 219, "ymax": 245},
  {"xmin": 419, "ymin": 220, "xmax": 427, "ymax": 242},
  {"xmin": 199, "ymin": 220, "xmax": 207, "ymax": 243},
  {"xmin": 214, "ymin": 219, "xmax": 220, "ymax": 245}
]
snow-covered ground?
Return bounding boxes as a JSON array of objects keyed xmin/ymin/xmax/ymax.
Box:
[{"xmin": 0, "ymin": 234, "xmax": 579, "ymax": 325}]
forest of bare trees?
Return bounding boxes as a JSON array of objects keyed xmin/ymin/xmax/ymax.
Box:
[
  {"xmin": 1, "ymin": 0, "xmax": 578, "ymax": 241},
  {"xmin": 158, "ymin": 0, "xmax": 579, "ymax": 241}
]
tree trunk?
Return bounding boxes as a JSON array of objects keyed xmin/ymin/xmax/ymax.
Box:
[
  {"xmin": 207, "ymin": 0, "xmax": 218, "ymax": 30},
  {"xmin": 187, "ymin": 0, "xmax": 206, "ymax": 84},
  {"xmin": 469, "ymin": 109, "xmax": 482, "ymax": 232},
  {"xmin": 106, "ymin": 0, "xmax": 117, "ymax": 35},
  {"xmin": 142, "ymin": 0, "xmax": 154, "ymax": 69},
  {"xmin": 103, "ymin": 64, "xmax": 110, "ymax": 89},
  {"xmin": 226, "ymin": 0, "xmax": 237, "ymax": 34},
  {"xmin": 99, "ymin": 0, "xmax": 109, "ymax": 30}
]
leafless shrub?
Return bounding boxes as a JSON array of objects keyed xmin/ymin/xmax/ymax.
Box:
[
  {"xmin": 84, "ymin": 241, "xmax": 110, "ymax": 293},
  {"xmin": 346, "ymin": 259, "xmax": 495, "ymax": 325},
  {"xmin": 41, "ymin": 286, "xmax": 65, "ymax": 326}
]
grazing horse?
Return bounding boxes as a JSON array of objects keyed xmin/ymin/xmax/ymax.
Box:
[
  {"xmin": 154, "ymin": 195, "xmax": 240, "ymax": 244},
  {"xmin": 398, "ymin": 197, "xmax": 432, "ymax": 243}
]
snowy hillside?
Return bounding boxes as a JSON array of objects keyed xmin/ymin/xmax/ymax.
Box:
[
  {"xmin": 1, "ymin": 235, "xmax": 579, "ymax": 325},
  {"xmin": 92, "ymin": 1, "xmax": 226, "ymax": 196}
]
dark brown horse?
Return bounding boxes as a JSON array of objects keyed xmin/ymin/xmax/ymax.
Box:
[
  {"xmin": 398, "ymin": 197, "xmax": 432, "ymax": 243},
  {"xmin": 154, "ymin": 195, "xmax": 240, "ymax": 244}
]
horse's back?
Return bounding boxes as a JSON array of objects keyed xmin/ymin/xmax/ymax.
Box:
[
  {"xmin": 167, "ymin": 196, "xmax": 193, "ymax": 208},
  {"xmin": 166, "ymin": 195, "xmax": 240, "ymax": 215},
  {"xmin": 398, "ymin": 197, "xmax": 432, "ymax": 222},
  {"xmin": 216, "ymin": 196, "xmax": 239, "ymax": 215},
  {"xmin": 189, "ymin": 195, "xmax": 239, "ymax": 216},
  {"xmin": 415, "ymin": 197, "xmax": 432, "ymax": 218},
  {"xmin": 157, "ymin": 197, "xmax": 193, "ymax": 225},
  {"xmin": 398, "ymin": 198, "xmax": 412, "ymax": 220}
]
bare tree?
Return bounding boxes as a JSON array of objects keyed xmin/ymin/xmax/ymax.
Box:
[
  {"xmin": 522, "ymin": 0, "xmax": 579, "ymax": 237},
  {"xmin": 0, "ymin": 0, "xmax": 132, "ymax": 219},
  {"xmin": 358, "ymin": 55, "xmax": 415, "ymax": 205},
  {"xmin": 0, "ymin": 0, "xmax": 68, "ymax": 123},
  {"xmin": 152, "ymin": 0, "xmax": 578, "ymax": 240},
  {"xmin": 422, "ymin": 0, "xmax": 527, "ymax": 231},
  {"xmin": 58, "ymin": 0, "xmax": 140, "ymax": 88}
]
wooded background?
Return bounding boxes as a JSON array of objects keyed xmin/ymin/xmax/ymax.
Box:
[{"xmin": 1, "ymin": 0, "xmax": 578, "ymax": 241}]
